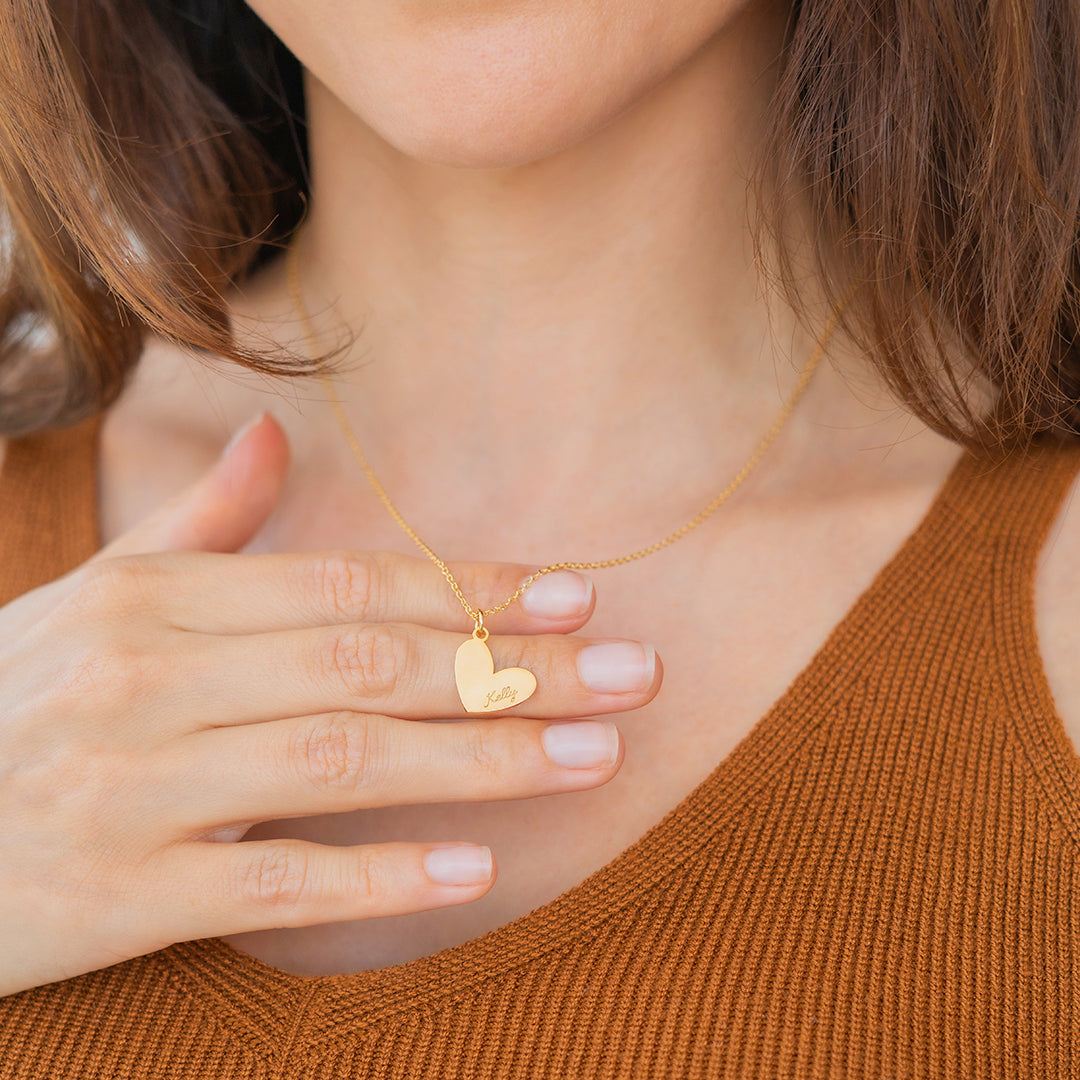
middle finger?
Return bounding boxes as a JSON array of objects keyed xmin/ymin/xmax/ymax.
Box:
[{"xmin": 168, "ymin": 623, "xmax": 660, "ymax": 729}]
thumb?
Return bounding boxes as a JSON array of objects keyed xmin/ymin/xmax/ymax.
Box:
[{"xmin": 93, "ymin": 411, "xmax": 290, "ymax": 560}]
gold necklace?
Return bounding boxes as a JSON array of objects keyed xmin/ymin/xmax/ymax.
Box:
[{"xmin": 285, "ymin": 242, "xmax": 840, "ymax": 714}]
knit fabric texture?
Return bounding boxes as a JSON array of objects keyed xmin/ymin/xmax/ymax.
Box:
[{"xmin": 1, "ymin": 414, "xmax": 1079, "ymax": 1078}]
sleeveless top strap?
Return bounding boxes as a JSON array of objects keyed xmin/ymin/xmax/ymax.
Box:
[
  {"xmin": 943, "ymin": 437, "xmax": 1080, "ymax": 544},
  {"xmin": 0, "ymin": 413, "xmax": 103, "ymax": 607},
  {"xmin": 946, "ymin": 436, "xmax": 1080, "ymax": 845}
]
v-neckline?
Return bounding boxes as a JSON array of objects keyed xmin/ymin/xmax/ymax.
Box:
[{"xmin": 155, "ymin": 437, "xmax": 990, "ymax": 1041}]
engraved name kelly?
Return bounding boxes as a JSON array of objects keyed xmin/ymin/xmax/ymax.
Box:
[{"xmin": 483, "ymin": 686, "xmax": 519, "ymax": 709}]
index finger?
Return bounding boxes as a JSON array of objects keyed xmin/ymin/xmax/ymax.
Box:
[{"xmin": 80, "ymin": 549, "xmax": 597, "ymax": 636}]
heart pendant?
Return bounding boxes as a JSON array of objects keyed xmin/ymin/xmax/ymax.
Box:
[{"xmin": 455, "ymin": 635, "xmax": 537, "ymax": 713}]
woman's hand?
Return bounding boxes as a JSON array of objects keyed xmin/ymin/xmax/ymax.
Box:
[{"xmin": 0, "ymin": 413, "xmax": 661, "ymax": 997}]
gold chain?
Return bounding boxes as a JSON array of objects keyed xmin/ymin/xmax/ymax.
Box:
[{"xmin": 285, "ymin": 241, "xmax": 840, "ymax": 630}]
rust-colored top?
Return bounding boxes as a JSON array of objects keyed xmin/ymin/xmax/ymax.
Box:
[{"xmin": 1, "ymin": 415, "xmax": 1079, "ymax": 1078}]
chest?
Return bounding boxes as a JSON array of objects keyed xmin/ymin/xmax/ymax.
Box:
[
  {"xmin": 96, "ymin": 384, "xmax": 1026, "ymax": 976},
  {"xmin": 104, "ymin": 440, "xmax": 968, "ymax": 976},
  {"xmin": 220, "ymin": 493, "xmax": 846, "ymax": 973}
]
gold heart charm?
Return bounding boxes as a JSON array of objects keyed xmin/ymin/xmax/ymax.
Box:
[{"xmin": 455, "ymin": 635, "xmax": 537, "ymax": 713}]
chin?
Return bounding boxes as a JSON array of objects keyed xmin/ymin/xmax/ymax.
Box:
[
  {"xmin": 249, "ymin": 0, "xmax": 757, "ymax": 169},
  {"xmin": 313, "ymin": 57, "xmax": 664, "ymax": 171}
]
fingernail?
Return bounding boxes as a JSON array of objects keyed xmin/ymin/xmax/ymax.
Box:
[
  {"xmin": 423, "ymin": 845, "xmax": 493, "ymax": 885},
  {"xmin": 578, "ymin": 641, "xmax": 656, "ymax": 693},
  {"xmin": 519, "ymin": 570, "xmax": 594, "ymax": 618},
  {"xmin": 221, "ymin": 411, "xmax": 267, "ymax": 458},
  {"xmin": 541, "ymin": 720, "xmax": 620, "ymax": 769}
]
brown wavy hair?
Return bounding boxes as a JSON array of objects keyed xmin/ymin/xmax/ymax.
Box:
[{"xmin": 0, "ymin": 0, "xmax": 1078, "ymax": 452}]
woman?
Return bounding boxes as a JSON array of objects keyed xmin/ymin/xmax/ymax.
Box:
[{"xmin": 0, "ymin": 0, "xmax": 1077, "ymax": 1075}]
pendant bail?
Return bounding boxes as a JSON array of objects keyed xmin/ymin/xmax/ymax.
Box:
[{"xmin": 472, "ymin": 608, "xmax": 489, "ymax": 642}]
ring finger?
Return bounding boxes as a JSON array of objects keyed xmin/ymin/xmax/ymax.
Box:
[{"xmin": 164, "ymin": 710, "xmax": 626, "ymax": 831}]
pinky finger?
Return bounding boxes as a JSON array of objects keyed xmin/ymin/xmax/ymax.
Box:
[{"xmin": 164, "ymin": 838, "xmax": 496, "ymax": 939}]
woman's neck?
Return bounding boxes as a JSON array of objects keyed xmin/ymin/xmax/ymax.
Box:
[{"xmin": 223, "ymin": 3, "xmax": 920, "ymax": 556}]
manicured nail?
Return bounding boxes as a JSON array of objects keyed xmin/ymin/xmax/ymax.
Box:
[
  {"xmin": 519, "ymin": 570, "xmax": 594, "ymax": 618},
  {"xmin": 541, "ymin": 720, "xmax": 620, "ymax": 769},
  {"xmin": 221, "ymin": 411, "xmax": 267, "ymax": 458},
  {"xmin": 423, "ymin": 845, "xmax": 493, "ymax": 885},
  {"xmin": 578, "ymin": 641, "xmax": 656, "ymax": 693}
]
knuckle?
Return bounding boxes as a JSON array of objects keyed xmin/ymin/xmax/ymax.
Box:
[
  {"xmin": 238, "ymin": 845, "xmax": 312, "ymax": 911},
  {"xmin": 5, "ymin": 743, "xmax": 143, "ymax": 860},
  {"xmin": 50, "ymin": 854, "xmax": 118, "ymax": 907},
  {"xmin": 24, "ymin": 843, "xmax": 127, "ymax": 911},
  {"xmin": 347, "ymin": 849, "xmax": 385, "ymax": 906},
  {"xmin": 53, "ymin": 637, "xmax": 159, "ymax": 708},
  {"xmin": 324, "ymin": 622, "xmax": 410, "ymax": 700},
  {"xmin": 306, "ymin": 552, "xmax": 384, "ymax": 622},
  {"xmin": 290, "ymin": 714, "xmax": 381, "ymax": 794},
  {"xmin": 461, "ymin": 723, "xmax": 509, "ymax": 780},
  {"xmin": 62, "ymin": 557, "xmax": 156, "ymax": 619},
  {"xmin": 501, "ymin": 637, "xmax": 558, "ymax": 693},
  {"xmin": 449, "ymin": 562, "xmax": 532, "ymax": 619},
  {"xmin": 449, "ymin": 561, "xmax": 504, "ymax": 615}
]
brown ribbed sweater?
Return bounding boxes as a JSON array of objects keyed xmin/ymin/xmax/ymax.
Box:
[{"xmin": 1, "ymin": 414, "xmax": 1080, "ymax": 1079}]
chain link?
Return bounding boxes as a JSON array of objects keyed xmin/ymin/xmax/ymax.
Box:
[{"xmin": 285, "ymin": 242, "xmax": 841, "ymax": 627}]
